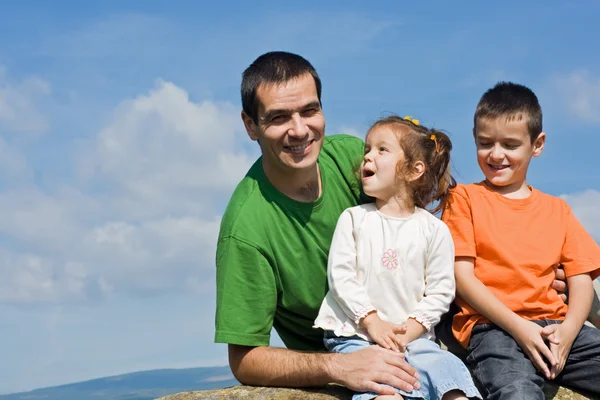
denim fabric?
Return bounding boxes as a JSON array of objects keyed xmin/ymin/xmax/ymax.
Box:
[
  {"xmin": 324, "ymin": 335, "xmax": 482, "ymax": 400},
  {"xmin": 467, "ymin": 320, "xmax": 600, "ymax": 400}
]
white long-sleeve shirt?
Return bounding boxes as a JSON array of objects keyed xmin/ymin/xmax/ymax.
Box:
[{"xmin": 314, "ymin": 203, "xmax": 456, "ymax": 342}]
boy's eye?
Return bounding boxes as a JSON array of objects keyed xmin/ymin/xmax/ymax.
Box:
[
  {"xmin": 504, "ymin": 143, "xmax": 520, "ymax": 150},
  {"xmin": 478, "ymin": 141, "xmax": 492, "ymax": 147},
  {"xmin": 379, "ymin": 147, "xmax": 388, "ymax": 152}
]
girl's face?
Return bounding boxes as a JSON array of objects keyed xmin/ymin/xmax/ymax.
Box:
[{"xmin": 361, "ymin": 126, "xmax": 406, "ymax": 200}]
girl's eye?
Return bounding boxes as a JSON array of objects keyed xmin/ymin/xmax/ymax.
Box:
[{"xmin": 379, "ymin": 147, "xmax": 388, "ymax": 152}]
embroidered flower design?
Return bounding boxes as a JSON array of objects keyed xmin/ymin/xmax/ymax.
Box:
[{"xmin": 381, "ymin": 249, "xmax": 399, "ymax": 270}]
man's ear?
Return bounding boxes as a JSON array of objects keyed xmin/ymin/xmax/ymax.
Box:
[
  {"xmin": 532, "ymin": 132, "xmax": 546, "ymax": 157},
  {"xmin": 241, "ymin": 111, "xmax": 259, "ymax": 141}
]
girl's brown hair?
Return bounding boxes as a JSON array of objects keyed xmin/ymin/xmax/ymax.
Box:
[{"xmin": 367, "ymin": 115, "xmax": 456, "ymax": 214}]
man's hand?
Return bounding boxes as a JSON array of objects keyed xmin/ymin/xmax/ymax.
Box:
[
  {"xmin": 361, "ymin": 313, "xmax": 408, "ymax": 352},
  {"xmin": 510, "ymin": 319, "xmax": 557, "ymax": 379},
  {"xmin": 552, "ymin": 266, "xmax": 568, "ymax": 303},
  {"xmin": 328, "ymin": 344, "xmax": 420, "ymax": 395}
]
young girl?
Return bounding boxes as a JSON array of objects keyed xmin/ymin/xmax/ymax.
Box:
[{"xmin": 314, "ymin": 116, "xmax": 481, "ymax": 400}]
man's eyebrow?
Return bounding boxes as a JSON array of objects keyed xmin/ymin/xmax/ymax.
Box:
[
  {"xmin": 261, "ymin": 108, "xmax": 288, "ymax": 122},
  {"xmin": 302, "ymin": 101, "xmax": 321, "ymax": 110},
  {"xmin": 261, "ymin": 101, "xmax": 321, "ymax": 122}
]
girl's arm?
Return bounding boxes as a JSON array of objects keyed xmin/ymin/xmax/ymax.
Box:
[
  {"xmin": 327, "ymin": 209, "xmax": 377, "ymax": 323},
  {"xmin": 406, "ymin": 223, "xmax": 456, "ymax": 337}
]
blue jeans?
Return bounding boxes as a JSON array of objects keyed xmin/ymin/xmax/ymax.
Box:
[
  {"xmin": 467, "ymin": 321, "xmax": 600, "ymax": 400},
  {"xmin": 324, "ymin": 334, "xmax": 482, "ymax": 400}
]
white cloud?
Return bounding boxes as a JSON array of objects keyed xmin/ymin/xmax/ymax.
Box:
[
  {"xmin": 0, "ymin": 66, "xmax": 51, "ymax": 134},
  {"xmin": 550, "ymin": 70, "xmax": 600, "ymax": 123},
  {"xmin": 0, "ymin": 80, "xmax": 254, "ymax": 304},
  {"xmin": 561, "ymin": 189, "xmax": 600, "ymax": 241}
]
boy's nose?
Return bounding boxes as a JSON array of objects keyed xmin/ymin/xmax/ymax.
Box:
[{"xmin": 490, "ymin": 145, "xmax": 504, "ymax": 161}]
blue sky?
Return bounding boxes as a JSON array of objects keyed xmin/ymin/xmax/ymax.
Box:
[{"xmin": 1, "ymin": 1, "xmax": 600, "ymax": 394}]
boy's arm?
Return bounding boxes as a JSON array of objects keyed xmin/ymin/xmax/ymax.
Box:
[
  {"xmin": 455, "ymin": 257, "xmax": 557, "ymax": 378},
  {"xmin": 547, "ymin": 273, "xmax": 594, "ymax": 378},
  {"xmin": 228, "ymin": 343, "xmax": 420, "ymax": 394}
]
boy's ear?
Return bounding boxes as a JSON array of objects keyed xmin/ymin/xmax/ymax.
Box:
[
  {"xmin": 241, "ymin": 111, "xmax": 259, "ymax": 141},
  {"xmin": 532, "ymin": 132, "xmax": 546, "ymax": 157}
]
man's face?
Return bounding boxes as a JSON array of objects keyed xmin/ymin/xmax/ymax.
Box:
[{"xmin": 242, "ymin": 73, "xmax": 325, "ymax": 177}]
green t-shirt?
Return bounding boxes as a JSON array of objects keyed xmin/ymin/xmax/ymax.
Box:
[{"xmin": 215, "ymin": 134, "xmax": 365, "ymax": 351}]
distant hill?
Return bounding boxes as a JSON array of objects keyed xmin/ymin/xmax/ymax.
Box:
[{"xmin": 0, "ymin": 366, "xmax": 238, "ymax": 400}]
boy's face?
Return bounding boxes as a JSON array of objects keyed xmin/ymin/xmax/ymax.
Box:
[{"xmin": 474, "ymin": 117, "xmax": 545, "ymax": 194}]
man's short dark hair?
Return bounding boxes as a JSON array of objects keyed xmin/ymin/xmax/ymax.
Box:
[
  {"xmin": 474, "ymin": 81, "xmax": 543, "ymax": 142},
  {"xmin": 241, "ymin": 51, "xmax": 322, "ymax": 124}
]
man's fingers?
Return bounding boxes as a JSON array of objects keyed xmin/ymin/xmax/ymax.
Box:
[
  {"xmin": 558, "ymin": 293, "xmax": 567, "ymax": 303},
  {"xmin": 554, "ymin": 266, "xmax": 566, "ymax": 281},
  {"xmin": 551, "ymin": 279, "xmax": 567, "ymax": 293},
  {"xmin": 376, "ymin": 370, "xmax": 417, "ymax": 393},
  {"xmin": 365, "ymin": 381, "xmax": 396, "ymax": 396},
  {"xmin": 382, "ymin": 350, "xmax": 420, "ymax": 383}
]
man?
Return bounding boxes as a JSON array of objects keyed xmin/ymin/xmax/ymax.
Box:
[
  {"xmin": 214, "ymin": 51, "xmax": 598, "ymax": 394},
  {"xmin": 214, "ymin": 51, "xmax": 420, "ymax": 395}
]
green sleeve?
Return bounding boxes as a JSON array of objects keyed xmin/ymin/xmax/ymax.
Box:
[{"xmin": 214, "ymin": 236, "xmax": 277, "ymax": 346}]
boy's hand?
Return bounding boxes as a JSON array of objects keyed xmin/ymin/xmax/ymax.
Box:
[
  {"xmin": 510, "ymin": 319, "xmax": 557, "ymax": 379},
  {"xmin": 361, "ymin": 313, "xmax": 407, "ymax": 352},
  {"xmin": 546, "ymin": 323, "xmax": 578, "ymax": 379}
]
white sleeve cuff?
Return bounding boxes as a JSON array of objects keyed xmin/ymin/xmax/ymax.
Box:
[{"xmin": 408, "ymin": 311, "xmax": 434, "ymax": 332}]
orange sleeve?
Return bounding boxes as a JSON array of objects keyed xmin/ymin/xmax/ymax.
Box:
[
  {"xmin": 442, "ymin": 186, "xmax": 476, "ymax": 258},
  {"xmin": 561, "ymin": 203, "xmax": 600, "ymax": 280}
]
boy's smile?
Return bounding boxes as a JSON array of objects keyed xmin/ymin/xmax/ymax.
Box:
[{"xmin": 474, "ymin": 117, "xmax": 545, "ymax": 198}]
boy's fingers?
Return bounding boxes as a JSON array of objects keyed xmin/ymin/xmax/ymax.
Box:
[
  {"xmin": 538, "ymin": 341, "xmax": 557, "ymax": 371},
  {"xmin": 531, "ymin": 351, "xmax": 551, "ymax": 379},
  {"xmin": 541, "ymin": 325, "xmax": 560, "ymax": 344}
]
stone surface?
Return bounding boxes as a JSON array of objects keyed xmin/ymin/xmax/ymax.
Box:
[{"xmin": 157, "ymin": 383, "xmax": 599, "ymax": 400}]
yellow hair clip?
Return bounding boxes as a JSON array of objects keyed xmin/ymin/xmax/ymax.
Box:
[
  {"xmin": 430, "ymin": 134, "xmax": 440, "ymax": 153},
  {"xmin": 403, "ymin": 115, "xmax": 420, "ymax": 126}
]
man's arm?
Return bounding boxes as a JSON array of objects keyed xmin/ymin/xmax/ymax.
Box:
[
  {"xmin": 228, "ymin": 344, "xmax": 420, "ymax": 394},
  {"xmin": 455, "ymin": 257, "xmax": 557, "ymax": 378},
  {"xmin": 552, "ymin": 266, "xmax": 600, "ymax": 328}
]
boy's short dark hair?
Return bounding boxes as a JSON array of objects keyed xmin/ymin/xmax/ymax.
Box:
[
  {"xmin": 474, "ymin": 81, "xmax": 542, "ymax": 142},
  {"xmin": 241, "ymin": 51, "xmax": 322, "ymax": 124}
]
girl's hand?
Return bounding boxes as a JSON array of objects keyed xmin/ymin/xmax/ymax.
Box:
[
  {"xmin": 545, "ymin": 323, "xmax": 578, "ymax": 379},
  {"xmin": 510, "ymin": 319, "xmax": 557, "ymax": 379},
  {"xmin": 361, "ymin": 313, "xmax": 407, "ymax": 352}
]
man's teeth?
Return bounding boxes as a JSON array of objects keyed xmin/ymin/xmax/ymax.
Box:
[{"xmin": 287, "ymin": 142, "xmax": 310, "ymax": 152}]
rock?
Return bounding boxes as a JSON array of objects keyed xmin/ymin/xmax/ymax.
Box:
[{"xmin": 157, "ymin": 382, "xmax": 599, "ymax": 400}]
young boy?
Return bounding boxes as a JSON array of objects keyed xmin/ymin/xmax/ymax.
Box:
[{"xmin": 442, "ymin": 82, "xmax": 600, "ymax": 400}]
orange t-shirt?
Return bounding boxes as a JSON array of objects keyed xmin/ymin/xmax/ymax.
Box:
[{"xmin": 442, "ymin": 182, "xmax": 600, "ymax": 348}]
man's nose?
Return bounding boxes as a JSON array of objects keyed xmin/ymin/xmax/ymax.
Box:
[{"xmin": 288, "ymin": 114, "xmax": 309, "ymax": 138}]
